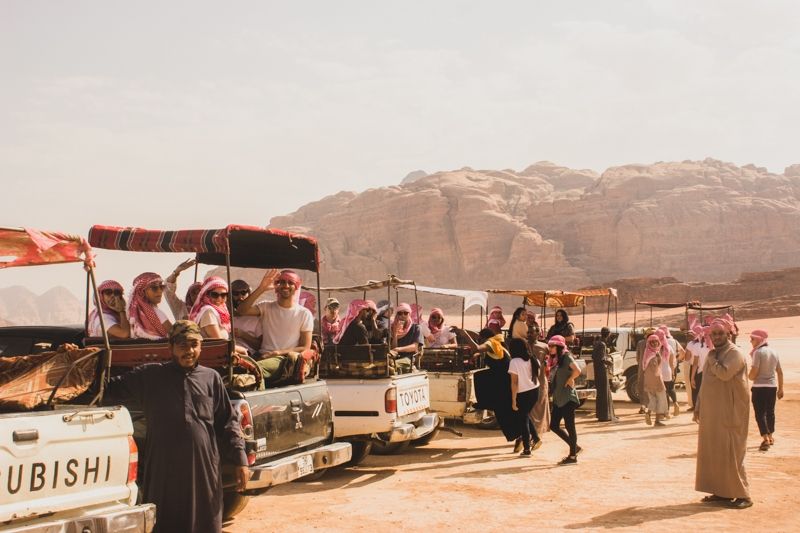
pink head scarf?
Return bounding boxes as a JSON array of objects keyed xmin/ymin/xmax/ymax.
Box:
[
  {"xmin": 88, "ymin": 279, "xmax": 124, "ymax": 327},
  {"xmin": 276, "ymin": 270, "xmax": 302, "ymax": 290},
  {"xmin": 427, "ymin": 308, "xmax": 445, "ymax": 334},
  {"xmin": 642, "ymin": 334, "xmax": 664, "ymax": 369},
  {"xmin": 334, "ymin": 299, "xmax": 377, "ymax": 344},
  {"xmin": 749, "ymin": 329, "xmax": 768, "ymax": 356},
  {"xmin": 189, "ymin": 276, "xmax": 231, "ymax": 333},
  {"xmin": 299, "ymin": 290, "xmax": 317, "ymax": 314},
  {"xmin": 128, "ymin": 272, "xmax": 168, "ymax": 338},
  {"xmin": 486, "ymin": 306, "xmax": 506, "ymax": 334},
  {"xmin": 547, "ymin": 335, "xmax": 567, "ymax": 348},
  {"xmin": 393, "ymin": 302, "xmax": 414, "ymax": 338}
]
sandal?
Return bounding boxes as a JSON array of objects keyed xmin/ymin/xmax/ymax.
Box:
[
  {"xmin": 729, "ymin": 498, "xmax": 753, "ymax": 509},
  {"xmin": 701, "ymin": 494, "xmax": 729, "ymax": 503}
]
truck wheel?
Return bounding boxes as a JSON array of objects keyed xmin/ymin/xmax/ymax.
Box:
[
  {"xmin": 346, "ymin": 440, "xmax": 373, "ymax": 466},
  {"xmin": 625, "ymin": 368, "xmax": 640, "ymax": 403},
  {"xmin": 370, "ymin": 440, "xmax": 410, "ymax": 455},
  {"xmin": 411, "ymin": 426, "xmax": 440, "ymax": 446},
  {"xmin": 223, "ymin": 492, "xmax": 250, "ymax": 521}
]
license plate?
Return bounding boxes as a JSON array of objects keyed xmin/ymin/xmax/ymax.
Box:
[
  {"xmin": 297, "ymin": 454, "xmax": 314, "ymax": 477},
  {"xmin": 397, "ymin": 385, "xmax": 429, "ymax": 416}
]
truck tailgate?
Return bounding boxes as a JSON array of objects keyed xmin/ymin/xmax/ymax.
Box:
[
  {"xmin": 0, "ymin": 406, "xmax": 137, "ymax": 524},
  {"xmin": 395, "ymin": 373, "xmax": 431, "ymax": 416}
]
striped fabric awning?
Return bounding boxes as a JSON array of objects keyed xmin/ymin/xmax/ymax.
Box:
[
  {"xmin": 88, "ymin": 224, "xmax": 320, "ymax": 271},
  {"xmin": 0, "ymin": 227, "xmax": 94, "ymax": 269}
]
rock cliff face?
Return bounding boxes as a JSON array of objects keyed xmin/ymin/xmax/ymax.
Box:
[
  {"xmin": 0, "ymin": 285, "xmax": 83, "ymax": 326},
  {"xmin": 271, "ymin": 158, "xmax": 800, "ymax": 288}
]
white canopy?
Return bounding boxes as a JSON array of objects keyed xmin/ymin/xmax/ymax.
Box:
[{"xmin": 397, "ymin": 284, "xmax": 488, "ymax": 312}]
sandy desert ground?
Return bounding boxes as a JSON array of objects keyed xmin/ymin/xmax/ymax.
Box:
[{"xmin": 226, "ymin": 317, "xmax": 800, "ymax": 532}]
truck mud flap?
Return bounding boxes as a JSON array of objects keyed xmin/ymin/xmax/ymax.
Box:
[{"xmin": 243, "ymin": 442, "xmax": 351, "ymax": 492}]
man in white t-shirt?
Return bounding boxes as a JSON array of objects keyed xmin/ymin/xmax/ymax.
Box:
[{"xmin": 237, "ymin": 269, "xmax": 314, "ymax": 381}]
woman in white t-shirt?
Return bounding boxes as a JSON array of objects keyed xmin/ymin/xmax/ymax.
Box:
[
  {"xmin": 508, "ymin": 338, "xmax": 542, "ymax": 456},
  {"xmin": 87, "ymin": 280, "xmax": 131, "ymax": 339},
  {"xmin": 189, "ymin": 276, "xmax": 233, "ymax": 340},
  {"xmin": 423, "ymin": 308, "xmax": 457, "ymax": 348}
]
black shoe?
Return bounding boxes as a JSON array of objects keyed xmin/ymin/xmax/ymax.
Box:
[
  {"xmin": 729, "ymin": 498, "xmax": 753, "ymax": 509},
  {"xmin": 575, "ymin": 446, "xmax": 583, "ymax": 455},
  {"xmin": 520, "ymin": 449, "xmax": 532, "ymax": 457},
  {"xmin": 558, "ymin": 455, "xmax": 577, "ymax": 465}
]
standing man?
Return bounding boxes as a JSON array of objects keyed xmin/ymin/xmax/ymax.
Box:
[
  {"xmin": 695, "ymin": 319, "xmax": 752, "ymax": 509},
  {"xmin": 237, "ymin": 269, "xmax": 315, "ymax": 384},
  {"xmin": 592, "ymin": 327, "xmax": 616, "ymax": 422},
  {"xmin": 105, "ymin": 321, "xmax": 250, "ymax": 533}
]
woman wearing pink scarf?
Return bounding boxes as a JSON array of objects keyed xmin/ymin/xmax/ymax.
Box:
[
  {"xmin": 391, "ymin": 303, "xmax": 421, "ymax": 373},
  {"xmin": 485, "ymin": 306, "xmax": 506, "ymax": 335},
  {"xmin": 424, "ymin": 308, "xmax": 456, "ymax": 348},
  {"xmin": 641, "ymin": 334, "xmax": 668, "ymax": 426},
  {"xmin": 189, "ymin": 276, "xmax": 232, "ymax": 340},
  {"xmin": 88, "ymin": 279, "xmax": 131, "ymax": 339},
  {"xmin": 128, "ymin": 272, "xmax": 171, "ymax": 340}
]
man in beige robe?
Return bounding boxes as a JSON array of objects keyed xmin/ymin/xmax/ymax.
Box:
[
  {"xmin": 528, "ymin": 336, "xmax": 550, "ymax": 437},
  {"xmin": 695, "ymin": 320, "xmax": 752, "ymax": 508}
]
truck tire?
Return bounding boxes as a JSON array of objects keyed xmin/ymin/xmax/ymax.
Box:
[
  {"xmin": 370, "ymin": 440, "xmax": 410, "ymax": 455},
  {"xmin": 625, "ymin": 367, "xmax": 640, "ymax": 403},
  {"xmin": 223, "ymin": 492, "xmax": 250, "ymax": 521},
  {"xmin": 346, "ymin": 440, "xmax": 373, "ymax": 466},
  {"xmin": 411, "ymin": 426, "xmax": 440, "ymax": 446}
]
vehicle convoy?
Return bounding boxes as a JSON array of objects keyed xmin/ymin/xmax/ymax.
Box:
[
  {"xmin": 85, "ymin": 224, "xmax": 351, "ymax": 518},
  {"xmin": 309, "ymin": 277, "xmax": 440, "ymax": 459},
  {"xmin": 0, "ymin": 227, "xmax": 155, "ymax": 533}
]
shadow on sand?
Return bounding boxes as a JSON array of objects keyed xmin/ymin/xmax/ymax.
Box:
[{"xmin": 564, "ymin": 501, "xmax": 728, "ymax": 529}]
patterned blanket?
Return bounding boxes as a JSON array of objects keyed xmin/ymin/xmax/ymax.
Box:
[{"xmin": 0, "ymin": 347, "xmax": 101, "ymax": 411}]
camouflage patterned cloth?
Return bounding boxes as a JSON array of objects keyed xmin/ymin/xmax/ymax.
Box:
[
  {"xmin": 169, "ymin": 320, "xmax": 203, "ymax": 342},
  {"xmin": 0, "ymin": 347, "xmax": 101, "ymax": 411}
]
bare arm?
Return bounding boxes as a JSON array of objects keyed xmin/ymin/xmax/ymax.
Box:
[
  {"xmin": 201, "ymin": 323, "xmax": 224, "ymax": 339},
  {"xmin": 566, "ymin": 361, "xmax": 581, "ymax": 388},
  {"xmin": 777, "ymin": 366, "xmax": 784, "ymax": 399},
  {"xmin": 106, "ymin": 296, "xmax": 131, "ymax": 339},
  {"xmin": 237, "ymin": 269, "xmax": 278, "ymax": 316},
  {"xmin": 510, "ymin": 373, "xmax": 519, "ymax": 410}
]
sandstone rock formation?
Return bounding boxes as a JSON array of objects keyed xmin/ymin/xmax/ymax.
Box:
[
  {"xmin": 0, "ymin": 285, "xmax": 83, "ymax": 326},
  {"xmin": 270, "ymin": 158, "xmax": 800, "ymax": 289}
]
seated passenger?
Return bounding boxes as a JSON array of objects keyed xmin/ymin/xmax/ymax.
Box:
[
  {"xmin": 88, "ymin": 280, "xmax": 131, "ymax": 339},
  {"xmin": 391, "ymin": 303, "xmax": 422, "ymax": 373},
  {"xmin": 163, "ymin": 258, "xmax": 199, "ymax": 321},
  {"xmin": 422, "ymin": 308, "xmax": 457, "ymax": 348},
  {"xmin": 486, "ymin": 306, "xmax": 506, "ymax": 336},
  {"xmin": 237, "ymin": 269, "xmax": 314, "ymax": 384},
  {"xmin": 376, "ymin": 300, "xmax": 392, "ymax": 330},
  {"xmin": 189, "ymin": 277, "xmax": 232, "ymax": 340},
  {"xmin": 231, "ymin": 279, "xmax": 262, "ymax": 353},
  {"xmin": 320, "ymin": 298, "xmax": 341, "ymax": 345},
  {"xmin": 128, "ymin": 272, "xmax": 172, "ymax": 339},
  {"xmin": 335, "ymin": 299, "xmax": 383, "ymax": 345}
]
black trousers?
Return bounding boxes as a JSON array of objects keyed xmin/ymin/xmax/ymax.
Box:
[
  {"xmin": 516, "ymin": 388, "xmax": 540, "ymax": 450},
  {"xmin": 692, "ymin": 372, "xmax": 703, "ymax": 407},
  {"xmin": 664, "ymin": 380, "xmax": 676, "ymax": 406},
  {"xmin": 751, "ymin": 387, "xmax": 777, "ymax": 436},
  {"xmin": 550, "ymin": 400, "xmax": 578, "ymax": 456}
]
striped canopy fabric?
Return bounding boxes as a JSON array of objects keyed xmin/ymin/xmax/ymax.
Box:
[
  {"xmin": 89, "ymin": 224, "xmax": 319, "ymax": 271},
  {"xmin": 0, "ymin": 227, "xmax": 94, "ymax": 269},
  {"xmin": 487, "ymin": 288, "xmax": 618, "ymax": 309}
]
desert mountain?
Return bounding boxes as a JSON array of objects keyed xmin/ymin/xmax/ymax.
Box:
[
  {"xmin": 0, "ymin": 285, "xmax": 83, "ymax": 326},
  {"xmin": 270, "ymin": 158, "xmax": 800, "ymax": 289}
]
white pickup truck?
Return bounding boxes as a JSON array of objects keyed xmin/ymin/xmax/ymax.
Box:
[
  {"xmin": 0, "ymin": 329, "xmax": 155, "ymax": 533},
  {"xmin": 320, "ymin": 344, "xmax": 440, "ymax": 461}
]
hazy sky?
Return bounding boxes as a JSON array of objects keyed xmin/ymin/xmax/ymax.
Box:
[{"xmin": 2, "ymin": 1, "xmax": 799, "ymax": 299}]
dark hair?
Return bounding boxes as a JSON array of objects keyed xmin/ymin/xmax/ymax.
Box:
[
  {"xmin": 555, "ymin": 308, "xmax": 568, "ymax": 322},
  {"xmin": 600, "ymin": 326, "xmax": 610, "ymax": 337},
  {"xmin": 508, "ymin": 307, "xmax": 527, "ymax": 338},
  {"xmin": 509, "ymin": 338, "xmax": 530, "ymax": 360},
  {"xmin": 478, "ymin": 328, "xmax": 496, "ymax": 343}
]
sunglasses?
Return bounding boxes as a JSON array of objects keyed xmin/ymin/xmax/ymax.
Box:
[
  {"xmin": 101, "ymin": 289, "xmax": 123, "ymax": 297},
  {"xmin": 275, "ymin": 279, "xmax": 296, "ymax": 286},
  {"xmin": 396, "ymin": 311, "xmax": 410, "ymax": 316},
  {"xmin": 208, "ymin": 291, "xmax": 228, "ymax": 299},
  {"xmin": 147, "ymin": 283, "xmax": 166, "ymax": 291},
  {"xmin": 232, "ymin": 290, "xmax": 250, "ymax": 296}
]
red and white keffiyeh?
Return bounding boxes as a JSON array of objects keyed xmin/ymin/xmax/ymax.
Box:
[
  {"xmin": 128, "ymin": 272, "xmax": 168, "ymax": 338},
  {"xmin": 334, "ymin": 299, "xmax": 377, "ymax": 344},
  {"xmin": 189, "ymin": 276, "xmax": 231, "ymax": 333},
  {"xmin": 88, "ymin": 279, "xmax": 124, "ymax": 328}
]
